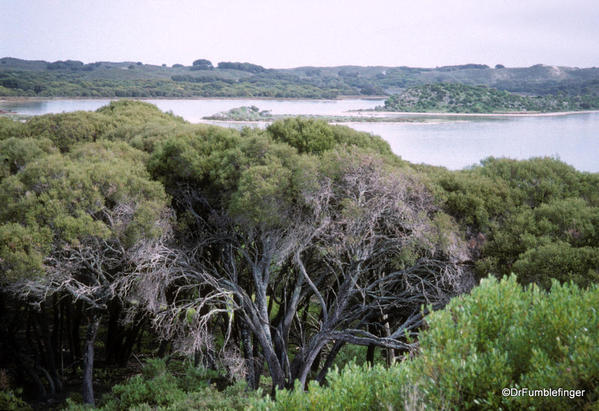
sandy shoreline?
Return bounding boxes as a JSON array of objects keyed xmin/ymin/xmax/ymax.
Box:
[
  {"xmin": 357, "ymin": 109, "xmax": 599, "ymax": 118},
  {"xmin": 1, "ymin": 96, "xmax": 598, "ymax": 118},
  {"xmin": 0, "ymin": 95, "xmax": 386, "ymax": 103}
]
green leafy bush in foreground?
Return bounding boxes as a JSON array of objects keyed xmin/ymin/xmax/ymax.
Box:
[
  {"xmin": 254, "ymin": 275, "xmax": 599, "ymax": 410},
  {"xmin": 66, "ymin": 358, "xmax": 260, "ymax": 410},
  {"xmin": 0, "ymin": 389, "xmax": 31, "ymax": 411}
]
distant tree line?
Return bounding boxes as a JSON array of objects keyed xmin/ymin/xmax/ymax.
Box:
[
  {"xmin": 2, "ymin": 57, "xmax": 599, "ymax": 101},
  {"xmin": 217, "ymin": 61, "xmax": 265, "ymax": 73}
]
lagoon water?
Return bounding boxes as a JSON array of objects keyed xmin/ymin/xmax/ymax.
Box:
[{"xmin": 2, "ymin": 98, "xmax": 598, "ymax": 172}]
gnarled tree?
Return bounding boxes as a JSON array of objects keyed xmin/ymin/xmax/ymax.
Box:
[{"xmin": 135, "ymin": 127, "xmax": 472, "ymax": 391}]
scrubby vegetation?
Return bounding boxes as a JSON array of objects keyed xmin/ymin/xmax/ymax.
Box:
[
  {"xmin": 0, "ymin": 101, "xmax": 597, "ymax": 409},
  {"xmin": 381, "ymin": 83, "xmax": 599, "ymax": 113},
  {"xmin": 2, "ymin": 57, "xmax": 599, "ymax": 101},
  {"xmin": 429, "ymin": 157, "xmax": 599, "ymax": 288},
  {"xmin": 254, "ymin": 276, "xmax": 599, "ymax": 410},
  {"xmin": 64, "ymin": 358, "xmax": 261, "ymax": 410}
]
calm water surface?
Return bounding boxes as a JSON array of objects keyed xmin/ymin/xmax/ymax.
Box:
[
  {"xmin": 2, "ymin": 98, "xmax": 598, "ymax": 172},
  {"xmin": 348, "ymin": 114, "xmax": 599, "ymax": 172}
]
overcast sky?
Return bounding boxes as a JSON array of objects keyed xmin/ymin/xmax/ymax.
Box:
[{"xmin": 1, "ymin": 0, "xmax": 598, "ymax": 68}]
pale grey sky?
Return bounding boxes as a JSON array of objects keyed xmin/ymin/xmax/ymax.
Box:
[{"xmin": 1, "ymin": 0, "xmax": 598, "ymax": 68}]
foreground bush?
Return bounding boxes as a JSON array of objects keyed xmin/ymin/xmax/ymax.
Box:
[
  {"xmin": 254, "ymin": 276, "xmax": 599, "ymax": 410},
  {"xmin": 0, "ymin": 389, "xmax": 31, "ymax": 411},
  {"xmin": 66, "ymin": 358, "xmax": 260, "ymax": 410},
  {"xmin": 252, "ymin": 364, "xmax": 409, "ymax": 410}
]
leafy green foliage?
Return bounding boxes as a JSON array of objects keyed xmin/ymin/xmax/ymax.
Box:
[
  {"xmin": 434, "ymin": 168, "xmax": 513, "ymax": 230},
  {"xmin": 0, "ymin": 223, "xmax": 50, "ymax": 282},
  {"xmin": 409, "ymin": 275, "xmax": 599, "ymax": 409},
  {"xmin": 217, "ymin": 62, "xmax": 265, "ymax": 73},
  {"xmin": 99, "ymin": 359, "xmax": 186, "ymax": 410},
  {"xmin": 0, "ymin": 137, "xmax": 57, "ymax": 181},
  {"xmin": 477, "ymin": 157, "xmax": 587, "ymax": 207},
  {"xmin": 17, "ymin": 100, "xmax": 185, "ymax": 153},
  {"xmin": 0, "ymin": 370, "xmax": 31, "ymax": 411},
  {"xmin": 425, "ymin": 157, "xmax": 599, "ymax": 287},
  {"xmin": 253, "ymin": 363, "xmax": 409, "ymax": 410},
  {"xmin": 23, "ymin": 111, "xmax": 113, "ymax": 152},
  {"xmin": 0, "ymin": 117, "xmax": 25, "ymax": 140},
  {"xmin": 0, "ymin": 389, "xmax": 31, "ymax": 411},
  {"xmin": 0, "ymin": 141, "xmax": 167, "ymax": 284},
  {"xmin": 267, "ymin": 117, "xmax": 392, "ymax": 156},
  {"xmin": 147, "ymin": 125, "xmax": 247, "ymax": 197},
  {"xmin": 66, "ymin": 359, "xmax": 259, "ymax": 410}
]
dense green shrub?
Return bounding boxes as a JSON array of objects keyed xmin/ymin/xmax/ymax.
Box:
[
  {"xmin": 267, "ymin": 117, "xmax": 392, "ymax": 156},
  {"xmin": 0, "ymin": 117, "xmax": 25, "ymax": 140},
  {"xmin": 477, "ymin": 157, "xmax": 584, "ymax": 208},
  {"xmin": 410, "ymin": 275, "xmax": 598, "ymax": 409},
  {"xmin": 99, "ymin": 359, "xmax": 186, "ymax": 410},
  {"xmin": 425, "ymin": 157, "xmax": 599, "ymax": 288},
  {"xmin": 433, "ymin": 168, "xmax": 514, "ymax": 231},
  {"xmin": 0, "ymin": 137, "xmax": 57, "ymax": 181},
  {"xmin": 23, "ymin": 111, "xmax": 114, "ymax": 152},
  {"xmin": 157, "ymin": 383, "xmax": 261, "ymax": 411},
  {"xmin": 0, "ymin": 389, "xmax": 31, "ymax": 411},
  {"xmin": 252, "ymin": 364, "xmax": 409, "ymax": 410},
  {"xmin": 65, "ymin": 359, "xmax": 260, "ymax": 410},
  {"xmin": 12, "ymin": 100, "xmax": 185, "ymax": 154}
]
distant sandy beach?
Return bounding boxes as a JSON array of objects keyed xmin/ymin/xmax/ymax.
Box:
[{"xmin": 356, "ymin": 109, "xmax": 599, "ymax": 118}]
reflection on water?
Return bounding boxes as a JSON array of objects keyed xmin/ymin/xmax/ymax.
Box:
[{"xmin": 1, "ymin": 98, "xmax": 598, "ymax": 172}]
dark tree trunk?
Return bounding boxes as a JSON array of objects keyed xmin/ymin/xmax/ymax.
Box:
[
  {"xmin": 105, "ymin": 301, "xmax": 122, "ymax": 364},
  {"xmin": 157, "ymin": 339, "xmax": 169, "ymax": 357},
  {"xmin": 51, "ymin": 295, "xmax": 62, "ymax": 373},
  {"xmin": 57, "ymin": 298, "xmax": 65, "ymax": 374},
  {"xmin": 366, "ymin": 343, "xmax": 375, "ymax": 365},
  {"xmin": 82, "ymin": 314, "xmax": 100, "ymax": 406},
  {"xmin": 260, "ymin": 342, "xmax": 285, "ymax": 394},
  {"xmin": 316, "ymin": 341, "xmax": 345, "ymax": 384},
  {"xmin": 134, "ymin": 323, "xmax": 145, "ymax": 352},
  {"xmin": 295, "ymin": 340, "xmax": 328, "ymax": 389},
  {"xmin": 252, "ymin": 335, "xmax": 264, "ymax": 385},
  {"xmin": 37, "ymin": 310, "xmax": 63, "ymax": 394},
  {"xmin": 194, "ymin": 349, "xmax": 201, "ymax": 368},
  {"xmin": 24, "ymin": 363, "xmax": 47, "ymax": 400},
  {"xmin": 71, "ymin": 301, "xmax": 83, "ymax": 362},
  {"xmin": 118, "ymin": 317, "xmax": 144, "ymax": 366},
  {"xmin": 240, "ymin": 321, "xmax": 257, "ymax": 389}
]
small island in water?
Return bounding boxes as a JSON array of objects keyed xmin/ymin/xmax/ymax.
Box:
[{"xmin": 204, "ymin": 105, "xmax": 274, "ymax": 121}]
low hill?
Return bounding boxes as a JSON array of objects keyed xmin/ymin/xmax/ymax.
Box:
[
  {"xmin": 2, "ymin": 57, "xmax": 599, "ymax": 99},
  {"xmin": 379, "ymin": 83, "xmax": 599, "ymax": 113}
]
